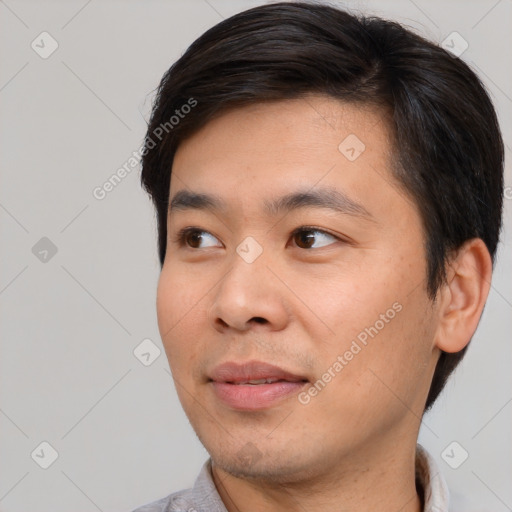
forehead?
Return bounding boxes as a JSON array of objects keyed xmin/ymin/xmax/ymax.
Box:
[
  {"xmin": 172, "ymin": 95, "xmax": 393, "ymax": 182},
  {"xmin": 168, "ymin": 95, "xmax": 416, "ymax": 225}
]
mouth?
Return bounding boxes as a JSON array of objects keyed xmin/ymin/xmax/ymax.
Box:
[
  {"xmin": 224, "ymin": 378, "xmax": 305, "ymax": 385},
  {"xmin": 208, "ymin": 360, "xmax": 309, "ymax": 410}
]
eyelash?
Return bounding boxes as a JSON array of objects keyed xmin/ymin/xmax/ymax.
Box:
[{"xmin": 172, "ymin": 226, "xmax": 344, "ymax": 250}]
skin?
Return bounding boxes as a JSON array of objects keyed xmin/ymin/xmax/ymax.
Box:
[{"xmin": 156, "ymin": 95, "xmax": 492, "ymax": 512}]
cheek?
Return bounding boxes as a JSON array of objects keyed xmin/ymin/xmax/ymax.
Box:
[
  {"xmin": 156, "ymin": 262, "xmax": 204, "ymax": 326},
  {"xmin": 291, "ymin": 259, "xmax": 402, "ymax": 341},
  {"xmin": 156, "ymin": 265, "xmax": 206, "ymax": 369},
  {"xmin": 302, "ymin": 249, "xmax": 432, "ymax": 381},
  {"xmin": 304, "ymin": 295, "xmax": 435, "ymax": 441}
]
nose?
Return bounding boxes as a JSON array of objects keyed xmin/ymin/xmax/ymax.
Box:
[{"xmin": 207, "ymin": 251, "xmax": 289, "ymax": 333}]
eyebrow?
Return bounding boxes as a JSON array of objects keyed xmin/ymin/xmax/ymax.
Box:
[{"xmin": 169, "ymin": 187, "xmax": 374, "ymax": 221}]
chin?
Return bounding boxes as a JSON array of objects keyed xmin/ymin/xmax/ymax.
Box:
[{"xmin": 208, "ymin": 441, "xmax": 322, "ymax": 485}]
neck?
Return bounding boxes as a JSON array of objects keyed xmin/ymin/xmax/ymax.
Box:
[{"xmin": 210, "ymin": 439, "xmax": 423, "ymax": 512}]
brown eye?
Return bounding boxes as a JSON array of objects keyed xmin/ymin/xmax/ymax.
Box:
[
  {"xmin": 292, "ymin": 228, "xmax": 338, "ymax": 249},
  {"xmin": 175, "ymin": 228, "xmax": 221, "ymax": 249},
  {"xmin": 185, "ymin": 230, "xmax": 203, "ymax": 248}
]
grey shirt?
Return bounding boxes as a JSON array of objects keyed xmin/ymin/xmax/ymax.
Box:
[{"xmin": 132, "ymin": 444, "xmax": 449, "ymax": 512}]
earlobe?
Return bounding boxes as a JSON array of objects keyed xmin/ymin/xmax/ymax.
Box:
[{"xmin": 434, "ymin": 238, "xmax": 493, "ymax": 354}]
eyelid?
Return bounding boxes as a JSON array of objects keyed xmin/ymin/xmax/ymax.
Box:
[
  {"xmin": 290, "ymin": 225, "xmax": 340, "ymax": 240},
  {"xmin": 289, "ymin": 226, "xmax": 349, "ymax": 248},
  {"xmin": 172, "ymin": 226, "xmax": 223, "ymax": 248}
]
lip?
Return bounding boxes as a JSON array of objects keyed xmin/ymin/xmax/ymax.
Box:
[
  {"xmin": 208, "ymin": 360, "xmax": 309, "ymax": 411},
  {"xmin": 209, "ymin": 360, "xmax": 308, "ymax": 383}
]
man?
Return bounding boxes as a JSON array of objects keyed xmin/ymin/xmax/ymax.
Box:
[{"xmin": 133, "ymin": 2, "xmax": 504, "ymax": 511}]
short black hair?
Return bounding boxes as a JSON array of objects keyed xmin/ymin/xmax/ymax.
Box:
[{"xmin": 140, "ymin": 1, "xmax": 504, "ymax": 411}]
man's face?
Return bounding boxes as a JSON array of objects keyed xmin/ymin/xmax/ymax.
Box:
[{"xmin": 157, "ymin": 96, "xmax": 441, "ymax": 482}]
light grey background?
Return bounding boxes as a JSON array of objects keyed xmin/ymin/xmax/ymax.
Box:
[{"xmin": 0, "ymin": 0, "xmax": 510, "ymax": 511}]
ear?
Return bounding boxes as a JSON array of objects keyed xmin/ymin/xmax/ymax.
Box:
[{"xmin": 434, "ymin": 238, "xmax": 493, "ymax": 353}]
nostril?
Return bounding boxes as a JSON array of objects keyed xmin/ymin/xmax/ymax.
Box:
[
  {"xmin": 215, "ymin": 318, "xmax": 229, "ymax": 329},
  {"xmin": 251, "ymin": 317, "xmax": 267, "ymax": 324}
]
